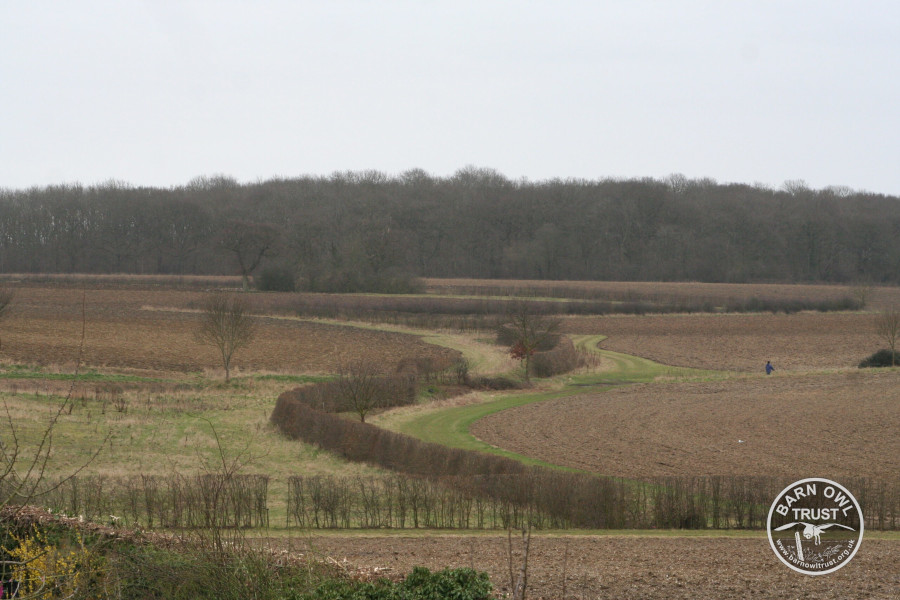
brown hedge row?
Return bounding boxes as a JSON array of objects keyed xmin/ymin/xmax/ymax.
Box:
[
  {"xmin": 284, "ymin": 375, "xmax": 417, "ymax": 413},
  {"xmin": 1, "ymin": 474, "xmax": 270, "ymax": 529},
  {"xmin": 270, "ymin": 390, "xmax": 634, "ymax": 528},
  {"xmin": 272, "ymin": 387, "xmax": 527, "ymax": 477},
  {"xmin": 271, "ymin": 392, "xmax": 900, "ymax": 530},
  {"xmin": 530, "ymin": 335, "xmax": 582, "ymax": 378}
]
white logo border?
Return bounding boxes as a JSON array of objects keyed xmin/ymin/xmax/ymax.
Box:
[{"xmin": 767, "ymin": 477, "xmax": 864, "ymax": 576}]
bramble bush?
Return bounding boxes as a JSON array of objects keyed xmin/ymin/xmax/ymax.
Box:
[
  {"xmin": 257, "ymin": 265, "xmax": 297, "ymax": 292},
  {"xmin": 859, "ymin": 349, "xmax": 900, "ymax": 368}
]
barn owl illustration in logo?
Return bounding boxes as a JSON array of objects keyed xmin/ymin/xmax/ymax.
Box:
[{"xmin": 773, "ymin": 522, "xmax": 855, "ymax": 545}]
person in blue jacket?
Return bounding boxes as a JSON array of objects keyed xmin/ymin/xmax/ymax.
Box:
[{"xmin": 765, "ymin": 360, "xmax": 775, "ymax": 375}]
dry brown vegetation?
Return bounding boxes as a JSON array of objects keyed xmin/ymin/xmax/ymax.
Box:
[
  {"xmin": 563, "ymin": 312, "xmax": 881, "ymax": 372},
  {"xmin": 473, "ymin": 370, "xmax": 900, "ymax": 481}
]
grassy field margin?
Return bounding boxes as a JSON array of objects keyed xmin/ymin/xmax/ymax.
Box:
[{"xmin": 387, "ymin": 336, "xmax": 724, "ymax": 468}]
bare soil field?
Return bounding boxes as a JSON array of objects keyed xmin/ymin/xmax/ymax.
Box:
[
  {"xmin": 426, "ymin": 277, "xmax": 900, "ymax": 309},
  {"xmin": 303, "ymin": 534, "xmax": 899, "ymax": 599},
  {"xmin": 562, "ymin": 312, "xmax": 881, "ymax": 372},
  {"xmin": 472, "ymin": 370, "xmax": 900, "ymax": 481},
  {"xmin": 1, "ymin": 286, "xmax": 457, "ymax": 374}
]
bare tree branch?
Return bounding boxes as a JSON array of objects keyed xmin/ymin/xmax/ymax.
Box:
[
  {"xmin": 219, "ymin": 221, "xmax": 280, "ymax": 291},
  {"xmin": 875, "ymin": 305, "xmax": 900, "ymax": 366},
  {"xmin": 195, "ymin": 293, "xmax": 257, "ymax": 382},
  {"xmin": 337, "ymin": 360, "xmax": 387, "ymax": 423},
  {"xmin": 506, "ymin": 302, "xmax": 560, "ymax": 384},
  {"xmin": 0, "ymin": 286, "xmax": 14, "ymax": 353},
  {"xmin": 1, "ymin": 290, "xmax": 110, "ymax": 515}
]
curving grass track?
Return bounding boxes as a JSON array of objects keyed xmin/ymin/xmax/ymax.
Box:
[{"xmin": 391, "ymin": 335, "xmax": 724, "ymax": 469}]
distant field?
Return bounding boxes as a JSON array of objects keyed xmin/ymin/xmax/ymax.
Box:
[
  {"xmin": 562, "ymin": 312, "xmax": 881, "ymax": 372},
  {"xmin": 426, "ymin": 277, "xmax": 900, "ymax": 309},
  {"xmin": 10, "ymin": 274, "xmax": 893, "ymax": 308},
  {"xmin": 2, "ymin": 286, "xmax": 458, "ymax": 375},
  {"xmin": 4, "ymin": 276, "xmax": 899, "ymax": 599},
  {"xmin": 472, "ymin": 370, "xmax": 900, "ymax": 481}
]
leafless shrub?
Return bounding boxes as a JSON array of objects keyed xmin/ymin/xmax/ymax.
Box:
[
  {"xmin": 195, "ymin": 293, "xmax": 257, "ymax": 382},
  {"xmin": 337, "ymin": 360, "xmax": 389, "ymax": 423},
  {"xmin": 852, "ymin": 281, "xmax": 873, "ymax": 308},
  {"xmin": 530, "ymin": 336, "xmax": 582, "ymax": 378},
  {"xmin": 875, "ymin": 305, "xmax": 900, "ymax": 366},
  {"xmin": 0, "ymin": 286, "xmax": 13, "ymax": 353}
]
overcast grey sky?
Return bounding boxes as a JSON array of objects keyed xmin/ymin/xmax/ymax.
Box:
[{"xmin": 2, "ymin": 1, "xmax": 899, "ymax": 194}]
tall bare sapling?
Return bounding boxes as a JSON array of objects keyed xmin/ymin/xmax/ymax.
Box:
[
  {"xmin": 196, "ymin": 293, "xmax": 257, "ymax": 382},
  {"xmin": 0, "ymin": 287, "xmax": 13, "ymax": 353},
  {"xmin": 875, "ymin": 305, "xmax": 900, "ymax": 366}
]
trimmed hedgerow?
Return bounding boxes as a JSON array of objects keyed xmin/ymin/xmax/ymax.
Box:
[{"xmin": 530, "ymin": 336, "xmax": 582, "ymax": 378}]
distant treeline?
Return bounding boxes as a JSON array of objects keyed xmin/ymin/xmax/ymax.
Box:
[{"xmin": 2, "ymin": 169, "xmax": 899, "ymax": 285}]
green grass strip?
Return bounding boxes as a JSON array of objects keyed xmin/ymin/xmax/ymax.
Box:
[
  {"xmin": 395, "ymin": 336, "xmax": 725, "ymax": 470},
  {"xmin": 0, "ymin": 366, "xmax": 169, "ymax": 384}
]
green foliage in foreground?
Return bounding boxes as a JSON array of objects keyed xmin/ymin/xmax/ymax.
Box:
[
  {"xmin": 0, "ymin": 364, "xmax": 168, "ymax": 383},
  {"xmin": 1, "ymin": 517, "xmax": 492, "ymax": 600},
  {"xmin": 296, "ymin": 567, "xmax": 492, "ymax": 600}
]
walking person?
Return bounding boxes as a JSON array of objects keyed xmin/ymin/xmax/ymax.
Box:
[{"xmin": 765, "ymin": 360, "xmax": 775, "ymax": 375}]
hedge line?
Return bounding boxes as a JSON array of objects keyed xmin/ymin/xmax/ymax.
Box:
[
  {"xmin": 270, "ymin": 393, "xmax": 900, "ymax": 530},
  {"xmin": 1, "ymin": 474, "xmax": 270, "ymax": 529}
]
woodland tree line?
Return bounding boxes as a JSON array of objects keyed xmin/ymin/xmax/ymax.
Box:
[{"xmin": 1, "ymin": 168, "xmax": 898, "ymax": 286}]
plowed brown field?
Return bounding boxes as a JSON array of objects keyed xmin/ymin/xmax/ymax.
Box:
[
  {"xmin": 304, "ymin": 534, "xmax": 898, "ymax": 599},
  {"xmin": 472, "ymin": 371, "xmax": 900, "ymax": 480},
  {"xmin": 562, "ymin": 312, "xmax": 880, "ymax": 372},
  {"xmin": 2, "ymin": 286, "xmax": 457, "ymax": 374}
]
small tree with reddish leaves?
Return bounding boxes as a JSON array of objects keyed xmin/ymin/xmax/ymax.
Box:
[
  {"xmin": 509, "ymin": 341, "xmax": 533, "ymax": 377},
  {"xmin": 506, "ymin": 302, "xmax": 559, "ymax": 384}
]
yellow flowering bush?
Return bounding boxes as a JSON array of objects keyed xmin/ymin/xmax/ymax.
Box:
[{"xmin": 6, "ymin": 526, "xmax": 105, "ymax": 599}]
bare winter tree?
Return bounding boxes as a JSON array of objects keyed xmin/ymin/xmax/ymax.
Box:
[
  {"xmin": 196, "ymin": 293, "xmax": 257, "ymax": 382},
  {"xmin": 219, "ymin": 220, "xmax": 280, "ymax": 291},
  {"xmin": 0, "ymin": 287, "xmax": 13, "ymax": 353},
  {"xmin": 875, "ymin": 305, "xmax": 900, "ymax": 366},
  {"xmin": 507, "ymin": 302, "xmax": 560, "ymax": 384},
  {"xmin": 337, "ymin": 360, "xmax": 386, "ymax": 423}
]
